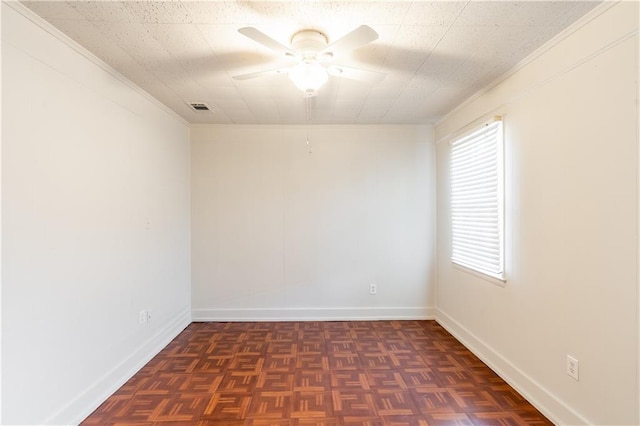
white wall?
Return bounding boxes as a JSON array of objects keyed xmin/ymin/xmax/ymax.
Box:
[
  {"xmin": 0, "ymin": 3, "xmax": 4, "ymax": 421},
  {"xmin": 1, "ymin": 4, "xmax": 191, "ymax": 424},
  {"xmin": 191, "ymin": 125, "xmax": 435, "ymax": 320},
  {"xmin": 435, "ymin": 2, "xmax": 639, "ymax": 425}
]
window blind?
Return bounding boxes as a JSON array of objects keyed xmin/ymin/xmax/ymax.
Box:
[{"xmin": 450, "ymin": 119, "xmax": 504, "ymax": 280}]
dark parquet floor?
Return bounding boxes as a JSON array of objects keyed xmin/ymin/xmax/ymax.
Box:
[{"xmin": 82, "ymin": 320, "xmax": 552, "ymax": 425}]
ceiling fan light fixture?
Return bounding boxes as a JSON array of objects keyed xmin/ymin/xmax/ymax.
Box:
[
  {"xmin": 234, "ymin": 25, "xmax": 385, "ymax": 95},
  {"xmin": 289, "ymin": 61, "xmax": 328, "ymax": 96}
]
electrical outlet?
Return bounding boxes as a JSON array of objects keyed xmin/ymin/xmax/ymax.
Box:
[
  {"xmin": 566, "ymin": 355, "xmax": 579, "ymax": 381},
  {"xmin": 139, "ymin": 310, "xmax": 148, "ymax": 325},
  {"xmin": 369, "ymin": 284, "xmax": 377, "ymax": 295}
]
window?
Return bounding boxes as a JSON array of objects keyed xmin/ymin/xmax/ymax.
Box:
[{"xmin": 450, "ymin": 118, "xmax": 504, "ymax": 281}]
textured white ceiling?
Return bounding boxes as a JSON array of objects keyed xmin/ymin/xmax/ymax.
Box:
[{"xmin": 21, "ymin": 1, "xmax": 600, "ymax": 125}]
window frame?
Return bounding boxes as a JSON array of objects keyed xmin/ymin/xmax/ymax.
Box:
[{"xmin": 449, "ymin": 117, "xmax": 505, "ymax": 283}]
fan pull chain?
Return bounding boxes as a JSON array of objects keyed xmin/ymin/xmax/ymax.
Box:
[{"xmin": 305, "ymin": 97, "xmax": 312, "ymax": 154}]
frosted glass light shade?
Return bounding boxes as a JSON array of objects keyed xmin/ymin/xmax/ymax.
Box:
[{"xmin": 289, "ymin": 62, "xmax": 328, "ymax": 96}]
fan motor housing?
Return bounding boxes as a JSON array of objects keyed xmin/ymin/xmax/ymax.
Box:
[{"xmin": 291, "ymin": 30, "xmax": 327, "ymax": 57}]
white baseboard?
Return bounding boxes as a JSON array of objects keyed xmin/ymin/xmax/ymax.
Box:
[
  {"xmin": 435, "ymin": 308, "xmax": 590, "ymax": 426},
  {"xmin": 192, "ymin": 307, "xmax": 436, "ymax": 322},
  {"xmin": 46, "ymin": 308, "xmax": 192, "ymax": 425}
]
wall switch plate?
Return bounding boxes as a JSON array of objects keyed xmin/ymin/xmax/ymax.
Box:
[
  {"xmin": 139, "ymin": 310, "xmax": 148, "ymax": 325},
  {"xmin": 567, "ymin": 355, "xmax": 579, "ymax": 380},
  {"xmin": 369, "ymin": 284, "xmax": 377, "ymax": 295}
]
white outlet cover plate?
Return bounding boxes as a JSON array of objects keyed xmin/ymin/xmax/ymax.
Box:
[{"xmin": 567, "ymin": 355, "xmax": 579, "ymax": 380}]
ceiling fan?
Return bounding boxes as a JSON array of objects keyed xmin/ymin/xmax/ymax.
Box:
[{"xmin": 233, "ymin": 25, "xmax": 386, "ymax": 97}]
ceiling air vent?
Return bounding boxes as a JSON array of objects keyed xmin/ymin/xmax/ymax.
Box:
[{"xmin": 187, "ymin": 102, "xmax": 212, "ymax": 112}]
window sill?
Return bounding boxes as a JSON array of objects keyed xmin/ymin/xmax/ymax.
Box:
[{"xmin": 452, "ymin": 262, "xmax": 506, "ymax": 288}]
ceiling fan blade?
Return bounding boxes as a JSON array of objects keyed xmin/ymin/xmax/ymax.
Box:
[
  {"xmin": 324, "ymin": 25, "xmax": 378, "ymax": 54},
  {"xmin": 327, "ymin": 65, "xmax": 386, "ymax": 83},
  {"xmin": 233, "ymin": 67, "xmax": 291, "ymax": 80},
  {"xmin": 238, "ymin": 27, "xmax": 296, "ymax": 56}
]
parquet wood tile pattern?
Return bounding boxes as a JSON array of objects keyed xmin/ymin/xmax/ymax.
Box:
[{"xmin": 82, "ymin": 321, "xmax": 552, "ymax": 425}]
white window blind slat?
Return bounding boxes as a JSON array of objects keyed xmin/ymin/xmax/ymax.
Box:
[
  {"xmin": 452, "ymin": 231, "xmax": 501, "ymax": 240},
  {"xmin": 451, "ymin": 194, "xmax": 498, "ymax": 203},
  {"xmin": 452, "ymin": 148, "xmax": 497, "ymax": 164},
  {"xmin": 451, "ymin": 168, "xmax": 498, "ymax": 182},
  {"xmin": 450, "ymin": 120, "xmax": 504, "ymax": 280}
]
